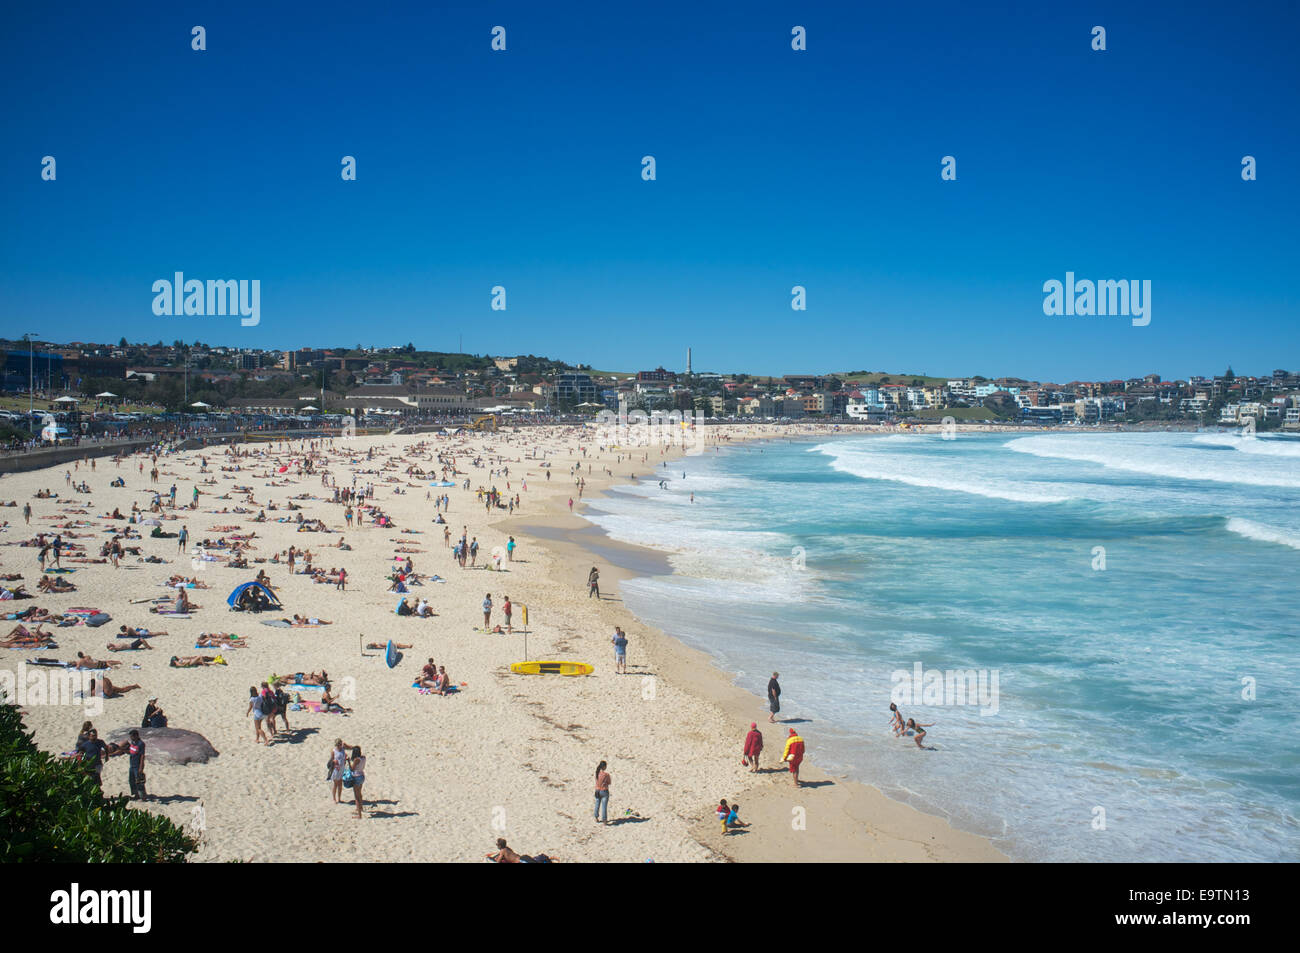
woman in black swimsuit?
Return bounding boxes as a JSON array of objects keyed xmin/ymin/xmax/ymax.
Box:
[{"xmin": 904, "ymin": 717, "xmax": 934, "ymax": 749}]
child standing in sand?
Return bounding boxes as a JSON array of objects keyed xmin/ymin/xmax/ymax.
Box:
[{"xmin": 482, "ymin": 593, "xmax": 492, "ymax": 628}]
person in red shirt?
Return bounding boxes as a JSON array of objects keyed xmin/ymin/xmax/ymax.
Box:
[{"xmin": 743, "ymin": 722, "xmax": 764, "ymax": 773}]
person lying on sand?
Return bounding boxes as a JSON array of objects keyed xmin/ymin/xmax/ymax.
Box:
[
  {"xmin": 291, "ymin": 614, "xmax": 331, "ymax": 625},
  {"xmin": 119, "ymin": 625, "xmax": 166, "ymax": 639},
  {"xmin": 485, "ymin": 838, "xmax": 522, "ymax": 863},
  {"xmin": 1, "ymin": 624, "xmax": 55, "ymax": 647},
  {"xmin": 89, "ymin": 676, "xmax": 141, "ymax": 698},
  {"xmin": 37, "ymin": 576, "xmax": 76, "ymax": 593},
  {"xmin": 292, "ymin": 670, "xmax": 330, "ymax": 685},
  {"xmin": 107, "ymin": 639, "xmax": 152, "ymax": 651},
  {"xmin": 366, "ymin": 642, "xmax": 413, "ymax": 650},
  {"xmin": 196, "ymin": 633, "xmax": 245, "ymax": 648},
  {"xmin": 169, "ymin": 655, "xmax": 223, "ymax": 667},
  {"xmin": 74, "ymin": 652, "xmax": 120, "ymax": 670}
]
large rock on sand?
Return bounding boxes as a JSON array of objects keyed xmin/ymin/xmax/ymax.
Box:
[{"xmin": 105, "ymin": 726, "xmax": 219, "ymax": 765}]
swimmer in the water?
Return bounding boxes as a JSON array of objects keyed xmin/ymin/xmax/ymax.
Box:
[{"xmin": 904, "ymin": 718, "xmax": 934, "ymax": 749}]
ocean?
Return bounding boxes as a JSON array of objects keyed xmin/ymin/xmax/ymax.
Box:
[{"xmin": 585, "ymin": 430, "xmax": 1300, "ymax": 862}]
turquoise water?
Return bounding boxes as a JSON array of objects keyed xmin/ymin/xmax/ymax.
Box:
[{"xmin": 586, "ymin": 431, "xmax": 1300, "ymax": 862}]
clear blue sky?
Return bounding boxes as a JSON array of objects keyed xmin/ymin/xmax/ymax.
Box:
[{"xmin": 2, "ymin": 1, "xmax": 1296, "ymax": 381}]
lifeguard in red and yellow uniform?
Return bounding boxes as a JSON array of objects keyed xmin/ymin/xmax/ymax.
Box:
[{"xmin": 782, "ymin": 728, "xmax": 805, "ymax": 787}]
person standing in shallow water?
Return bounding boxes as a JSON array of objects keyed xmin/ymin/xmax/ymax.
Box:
[
  {"xmin": 889, "ymin": 702, "xmax": 905, "ymax": 736},
  {"xmin": 767, "ymin": 672, "xmax": 781, "ymax": 723}
]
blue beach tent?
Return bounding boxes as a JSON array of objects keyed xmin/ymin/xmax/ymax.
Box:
[{"xmin": 227, "ymin": 581, "xmax": 282, "ymax": 611}]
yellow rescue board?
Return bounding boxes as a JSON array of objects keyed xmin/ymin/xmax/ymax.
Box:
[{"xmin": 510, "ymin": 660, "xmax": 594, "ymax": 676}]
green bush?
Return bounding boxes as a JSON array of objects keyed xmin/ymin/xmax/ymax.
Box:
[{"xmin": 0, "ymin": 701, "xmax": 198, "ymax": 862}]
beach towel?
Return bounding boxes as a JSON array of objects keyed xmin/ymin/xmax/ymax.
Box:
[{"xmin": 260, "ymin": 619, "xmax": 293, "ymax": 627}]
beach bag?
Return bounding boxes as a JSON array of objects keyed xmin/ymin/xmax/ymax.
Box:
[{"xmin": 342, "ymin": 765, "xmax": 354, "ymax": 788}]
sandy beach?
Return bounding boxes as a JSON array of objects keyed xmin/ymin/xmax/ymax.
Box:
[{"xmin": 1, "ymin": 423, "xmax": 1004, "ymax": 862}]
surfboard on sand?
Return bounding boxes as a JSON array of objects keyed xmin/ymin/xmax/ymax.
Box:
[
  {"xmin": 385, "ymin": 639, "xmax": 399, "ymax": 669},
  {"xmin": 509, "ymin": 661, "xmax": 593, "ymax": 676}
]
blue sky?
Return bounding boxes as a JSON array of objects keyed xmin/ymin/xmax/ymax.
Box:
[{"xmin": 2, "ymin": 1, "xmax": 1296, "ymax": 381}]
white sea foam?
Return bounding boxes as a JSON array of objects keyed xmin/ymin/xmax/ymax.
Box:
[
  {"xmin": 1006, "ymin": 435, "xmax": 1300, "ymax": 488},
  {"xmin": 1225, "ymin": 517, "xmax": 1300, "ymax": 550},
  {"xmin": 1193, "ymin": 433, "xmax": 1300, "ymax": 458},
  {"xmin": 813, "ymin": 442, "xmax": 1074, "ymax": 503}
]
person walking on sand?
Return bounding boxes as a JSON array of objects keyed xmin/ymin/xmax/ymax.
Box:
[
  {"xmin": 743, "ymin": 722, "xmax": 764, "ymax": 772},
  {"xmin": 612, "ymin": 626, "xmax": 628, "ymax": 674},
  {"xmin": 259, "ymin": 682, "xmax": 280, "ymax": 741},
  {"xmin": 482, "ymin": 592, "xmax": 492, "ymax": 629},
  {"xmin": 178, "ymin": 524, "xmax": 188, "ymax": 553},
  {"xmin": 503, "ymin": 595, "xmax": 512, "ymax": 634},
  {"xmin": 328, "ymin": 738, "xmax": 348, "ymax": 803},
  {"xmin": 782, "ymin": 728, "xmax": 805, "ymax": 787},
  {"xmin": 247, "ymin": 686, "xmax": 270, "ymax": 744},
  {"xmin": 587, "ymin": 566, "xmax": 600, "ymax": 599},
  {"xmin": 767, "ymin": 672, "xmax": 782, "ymax": 723},
  {"xmin": 593, "ymin": 760, "xmax": 612, "ymax": 825},
  {"xmin": 348, "ymin": 746, "xmax": 366, "ymax": 818}
]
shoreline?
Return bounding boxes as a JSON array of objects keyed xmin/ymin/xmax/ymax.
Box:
[{"xmin": 502, "ymin": 429, "xmax": 1009, "ymax": 862}]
